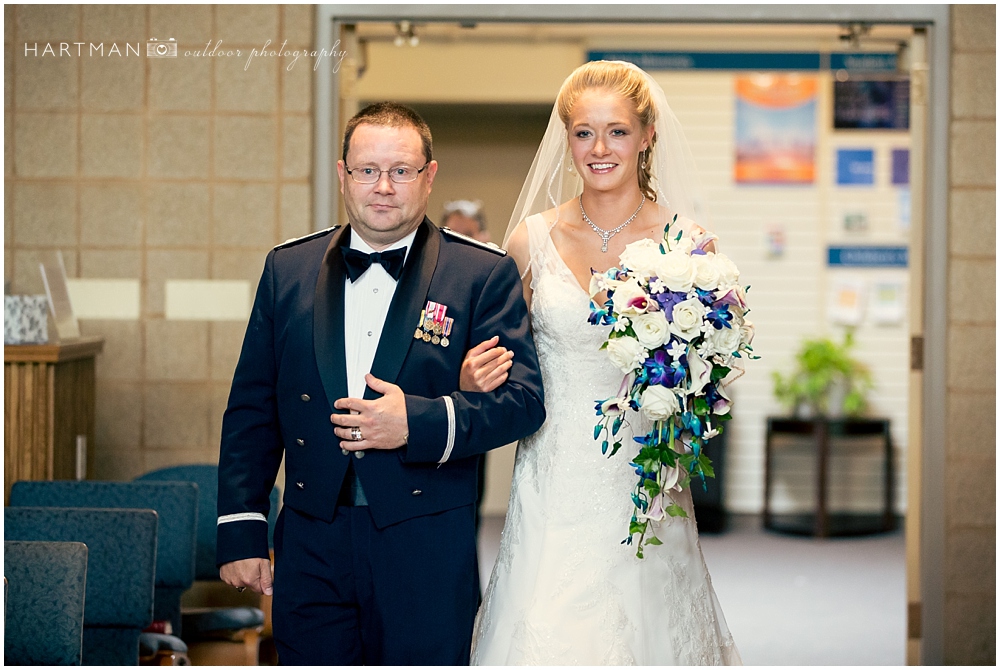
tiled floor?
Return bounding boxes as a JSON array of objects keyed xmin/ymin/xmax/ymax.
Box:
[{"xmin": 477, "ymin": 514, "xmax": 906, "ymax": 665}]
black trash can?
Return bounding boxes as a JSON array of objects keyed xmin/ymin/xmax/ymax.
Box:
[{"xmin": 691, "ymin": 428, "xmax": 728, "ymax": 533}]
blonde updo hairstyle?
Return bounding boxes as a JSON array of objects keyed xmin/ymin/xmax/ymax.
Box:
[{"xmin": 556, "ymin": 61, "xmax": 659, "ymax": 202}]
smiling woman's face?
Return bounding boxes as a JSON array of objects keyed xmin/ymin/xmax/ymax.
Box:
[{"xmin": 567, "ymin": 88, "xmax": 652, "ymax": 195}]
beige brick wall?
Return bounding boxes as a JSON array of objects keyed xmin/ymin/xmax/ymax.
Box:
[
  {"xmin": 5, "ymin": 5, "xmax": 314, "ymax": 479},
  {"xmin": 944, "ymin": 5, "xmax": 996, "ymax": 665}
]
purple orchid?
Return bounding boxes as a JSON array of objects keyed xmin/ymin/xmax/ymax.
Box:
[{"xmin": 653, "ymin": 290, "xmax": 688, "ymax": 320}]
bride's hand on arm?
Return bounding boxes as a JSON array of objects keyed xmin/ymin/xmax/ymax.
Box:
[{"xmin": 460, "ymin": 336, "xmax": 515, "ymax": 393}]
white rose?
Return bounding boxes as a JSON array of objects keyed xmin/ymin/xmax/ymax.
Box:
[
  {"xmin": 714, "ymin": 252, "xmax": 740, "ymax": 286},
  {"xmin": 611, "ymin": 277, "xmax": 649, "ymax": 315},
  {"xmin": 655, "ymin": 249, "xmax": 695, "ymax": 293},
  {"xmin": 739, "ymin": 319, "xmax": 755, "ymax": 348},
  {"xmin": 631, "ymin": 311, "xmax": 670, "ymax": 349},
  {"xmin": 668, "ymin": 297, "xmax": 707, "ymax": 341},
  {"xmin": 640, "ymin": 385, "xmax": 681, "ymax": 421},
  {"xmin": 618, "ymin": 239, "xmax": 663, "ymax": 278},
  {"xmin": 692, "ymin": 253, "xmax": 723, "ymax": 291},
  {"xmin": 606, "ymin": 336, "xmax": 646, "ymax": 374},
  {"xmin": 705, "ymin": 323, "xmax": 741, "ymax": 356}
]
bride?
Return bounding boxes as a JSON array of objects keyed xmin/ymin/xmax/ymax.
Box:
[{"xmin": 462, "ymin": 61, "xmax": 742, "ymax": 665}]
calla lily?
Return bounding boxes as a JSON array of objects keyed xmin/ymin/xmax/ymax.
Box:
[
  {"xmin": 637, "ymin": 493, "xmax": 666, "ymax": 522},
  {"xmin": 661, "ymin": 464, "xmax": 683, "ymax": 492},
  {"xmin": 711, "ymin": 383, "xmax": 732, "ymax": 415},
  {"xmin": 687, "ymin": 348, "xmax": 712, "ymax": 396},
  {"xmin": 714, "ymin": 286, "xmax": 748, "ymax": 312}
]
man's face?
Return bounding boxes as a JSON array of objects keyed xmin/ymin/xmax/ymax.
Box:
[
  {"xmin": 337, "ymin": 123, "xmax": 438, "ymax": 249},
  {"xmin": 442, "ymin": 213, "xmax": 488, "ymax": 242}
]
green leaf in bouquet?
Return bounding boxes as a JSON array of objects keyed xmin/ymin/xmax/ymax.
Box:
[
  {"xmin": 600, "ymin": 341, "xmax": 609, "ymax": 350},
  {"xmin": 629, "ymin": 520, "xmax": 646, "ymax": 536},
  {"xmin": 716, "ymin": 412, "xmax": 733, "ymax": 422},
  {"xmin": 643, "ymin": 479, "xmax": 661, "ymax": 497},
  {"xmin": 665, "ymin": 503, "xmax": 688, "ymax": 518},
  {"xmin": 610, "ymin": 441, "xmax": 622, "ymax": 457},
  {"xmin": 694, "ymin": 397, "xmax": 710, "ymax": 416},
  {"xmin": 711, "ymin": 366, "xmax": 731, "ymax": 383},
  {"xmin": 697, "ymin": 453, "xmax": 716, "ymax": 478},
  {"xmin": 660, "ymin": 448, "xmax": 677, "ymax": 468},
  {"xmin": 645, "ymin": 535, "xmax": 663, "ymax": 546}
]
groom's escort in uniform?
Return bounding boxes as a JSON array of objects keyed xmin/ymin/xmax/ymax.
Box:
[{"xmin": 215, "ymin": 102, "xmax": 545, "ymax": 665}]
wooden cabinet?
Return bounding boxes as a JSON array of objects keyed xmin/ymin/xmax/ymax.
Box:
[{"xmin": 4, "ymin": 337, "xmax": 103, "ymax": 503}]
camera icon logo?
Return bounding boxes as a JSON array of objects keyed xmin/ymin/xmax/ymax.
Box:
[{"xmin": 146, "ymin": 38, "xmax": 177, "ymax": 58}]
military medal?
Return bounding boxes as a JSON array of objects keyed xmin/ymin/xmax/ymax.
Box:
[
  {"xmin": 416, "ymin": 301, "xmax": 454, "ymax": 347},
  {"xmin": 440, "ymin": 317, "xmax": 453, "ymax": 348}
]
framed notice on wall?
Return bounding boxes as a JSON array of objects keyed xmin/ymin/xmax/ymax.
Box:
[
  {"xmin": 833, "ymin": 79, "xmax": 910, "ymax": 130},
  {"xmin": 735, "ymin": 74, "xmax": 817, "ymax": 184}
]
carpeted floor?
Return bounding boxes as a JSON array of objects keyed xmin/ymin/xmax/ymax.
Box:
[{"xmin": 477, "ymin": 514, "xmax": 906, "ymax": 665}]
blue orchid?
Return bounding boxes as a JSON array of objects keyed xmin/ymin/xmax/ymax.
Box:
[
  {"xmin": 695, "ymin": 288, "xmax": 715, "ymax": 307},
  {"xmin": 588, "ymin": 300, "xmax": 616, "ymax": 326},
  {"xmin": 643, "ymin": 349, "xmax": 671, "ymax": 386},
  {"xmin": 706, "ymin": 304, "xmax": 734, "ymax": 330}
]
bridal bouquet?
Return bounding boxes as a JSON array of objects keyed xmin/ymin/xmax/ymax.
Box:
[{"xmin": 589, "ymin": 217, "xmax": 757, "ymax": 558}]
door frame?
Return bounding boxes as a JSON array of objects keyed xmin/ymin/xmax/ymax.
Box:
[{"xmin": 313, "ymin": 5, "xmax": 950, "ymax": 664}]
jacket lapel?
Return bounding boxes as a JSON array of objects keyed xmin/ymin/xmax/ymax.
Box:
[
  {"xmin": 365, "ymin": 218, "xmax": 439, "ymax": 400},
  {"xmin": 314, "ymin": 225, "xmax": 351, "ymax": 411}
]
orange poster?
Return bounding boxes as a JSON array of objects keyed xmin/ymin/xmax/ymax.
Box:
[{"xmin": 734, "ymin": 74, "xmax": 817, "ymax": 184}]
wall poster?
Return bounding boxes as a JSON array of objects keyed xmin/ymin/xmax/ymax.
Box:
[{"xmin": 735, "ymin": 74, "xmax": 817, "ymax": 184}]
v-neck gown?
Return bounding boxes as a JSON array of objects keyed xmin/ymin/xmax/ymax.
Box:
[{"xmin": 471, "ymin": 214, "xmax": 742, "ymax": 665}]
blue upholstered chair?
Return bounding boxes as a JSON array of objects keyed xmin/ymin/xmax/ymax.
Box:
[
  {"xmin": 9, "ymin": 480, "xmax": 197, "ymax": 664},
  {"xmin": 9, "ymin": 481, "xmax": 198, "ymax": 636},
  {"xmin": 4, "ymin": 540, "xmax": 88, "ymax": 665},
  {"xmin": 135, "ymin": 465, "xmax": 280, "ymax": 579},
  {"xmin": 136, "ymin": 465, "xmax": 281, "ymax": 665},
  {"xmin": 4, "ymin": 508, "xmax": 157, "ymax": 665}
]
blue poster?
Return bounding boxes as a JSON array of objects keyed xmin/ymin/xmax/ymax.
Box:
[{"xmin": 836, "ymin": 149, "xmax": 875, "ymax": 185}]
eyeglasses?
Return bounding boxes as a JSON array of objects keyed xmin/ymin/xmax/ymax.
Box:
[{"xmin": 345, "ymin": 162, "xmax": 430, "ymax": 184}]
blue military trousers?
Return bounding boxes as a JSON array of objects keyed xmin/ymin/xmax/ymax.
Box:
[{"xmin": 272, "ymin": 502, "xmax": 480, "ymax": 665}]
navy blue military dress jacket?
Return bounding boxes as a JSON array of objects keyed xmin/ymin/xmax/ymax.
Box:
[{"xmin": 217, "ymin": 218, "xmax": 545, "ymax": 565}]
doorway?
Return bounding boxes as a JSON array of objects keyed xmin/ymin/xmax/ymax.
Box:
[{"xmin": 313, "ymin": 6, "xmax": 951, "ymax": 664}]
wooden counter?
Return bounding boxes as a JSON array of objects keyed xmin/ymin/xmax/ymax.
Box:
[{"xmin": 4, "ymin": 337, "xmax": 104, "ymax": 502}]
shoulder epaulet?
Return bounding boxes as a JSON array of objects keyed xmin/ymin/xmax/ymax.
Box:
[
  {"xmin": 274, "ymin": 225, "xmax": 340, "ymax": 250},
  {"xmin": 440, "ymin": 227, "xmax": 506, "ymax": 256}
]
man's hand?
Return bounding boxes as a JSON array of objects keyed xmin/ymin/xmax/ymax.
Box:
[
  {"xmin": 461, "ymin": 336, "xmax": 513, "ymax": 393},
  {"xmin": 332, "ymin": 374, "xmax": 409, "ymax": 451},
  {"xmin": 220, "ymin": 557, "xmax": 273, "ymax": 595}
]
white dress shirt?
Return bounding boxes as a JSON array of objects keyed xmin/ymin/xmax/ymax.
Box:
[{"xmin": 343, "ymin": 229, "xmax": 417, "ymax": 399}]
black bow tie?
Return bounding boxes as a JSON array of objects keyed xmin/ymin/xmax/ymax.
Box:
[{"xmin": 341, "ymin": 246, "xmax": 407, "ymax": 283}]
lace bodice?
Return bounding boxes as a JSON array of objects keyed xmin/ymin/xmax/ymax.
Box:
[{"xmin": 472, "ymin": 214, "xmax": 740, "ymax": 666}]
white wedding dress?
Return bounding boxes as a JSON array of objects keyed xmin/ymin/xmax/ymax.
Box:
[{"xmin": 471, "ymin": 214, "xmax": 741, "ymax": 666}]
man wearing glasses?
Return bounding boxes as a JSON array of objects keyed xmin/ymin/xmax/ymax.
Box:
[{"xmin": 216, "ymin": 102, "xmax": 545, "ymax": 664}]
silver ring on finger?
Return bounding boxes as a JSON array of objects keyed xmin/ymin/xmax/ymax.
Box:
[{"xmin": 351, "ymin": 426, "xmax": 363, "ymax": 441}]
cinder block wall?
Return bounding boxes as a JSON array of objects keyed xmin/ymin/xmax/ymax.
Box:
[
  {"xmin": 5, "ymin": 5, "xmax": 314, "ymax": 478},
  {"xmin": 944, "ymin": 5, "xmax": 995, "ymax": 664}
]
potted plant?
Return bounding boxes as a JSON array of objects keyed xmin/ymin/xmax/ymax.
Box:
[{"xmin": 772, "ymin": 330, "xmax": 873, "ymax": 417}]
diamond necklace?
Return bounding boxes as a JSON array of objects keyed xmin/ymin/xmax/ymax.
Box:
[{"xmin": 579, "ymin": 194, "xmax": 646, "ymax": 252}]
